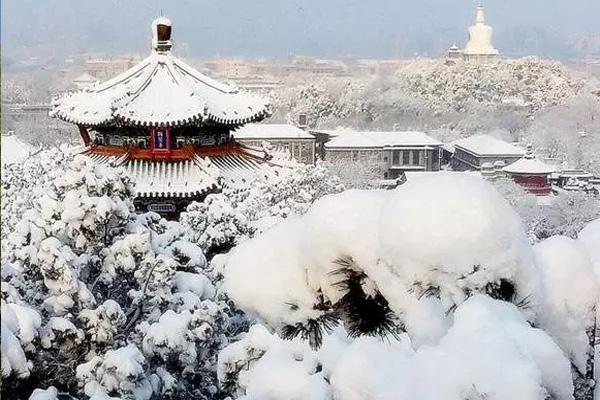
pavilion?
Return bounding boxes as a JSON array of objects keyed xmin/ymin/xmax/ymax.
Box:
[
  {"xmin": 503, "ymin": 145, "xmax": 555, "ymax": 195},
  {"xmin": 51, "ymin": 18, "xmax": 272, "ymax": 217}
]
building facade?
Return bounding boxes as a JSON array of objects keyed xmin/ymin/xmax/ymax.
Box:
[
  {"xmin": 233, "ymin": 124, "xmax": 316, "ymax": 164},
  {"xmin": 451, "ymin": 135, "xmax": 524, "ymax": 171},
  {"xmin": 320, "ymin": 130, "xmax": 442, "ymax": 179},
  {"xmin": 51, "ymin": 18, "xmax": 272, "ymax": 218}
]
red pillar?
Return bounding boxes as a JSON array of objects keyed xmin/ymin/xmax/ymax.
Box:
[{"xmin": 78, "ymin": 125, "xmax": 91, "ymax": 146}]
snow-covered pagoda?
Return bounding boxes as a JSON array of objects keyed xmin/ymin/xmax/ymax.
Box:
[
  {"xmin": 503, "ymin": 145, "xmax": 555, "ymax": 195},
  {"xmin": 462, "ymin": 3, "xmax": 499, "ymax": 64},
  {"xmin": 51, "ymin": 18, "xmax": 271, "ymax": 217}
]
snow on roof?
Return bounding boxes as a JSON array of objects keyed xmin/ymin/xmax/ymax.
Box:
[
  {"xmin": 86, "ymin": 151, "xmax": 268, "ymax": 197},
  {"xmin": 233, "ymin": 124, "xmax": 315, "ymax": 140},
  {"xmin": 502, "ymin": 157, "xmax": 555, "ymax": 175},
  {"xmin": 453, "ymin": 135, "xmax": 524, "ymax": 157},
  {"xmin": 52, "ymin": 20, "xmax": 270, "ymax": 128},
  {"xmin": 1, "ymin": 134, "xmax": 35, "ymax": 165},
  {"xmin": 325, "ymin": 131, "xmax": 442, "ymax": 149}
]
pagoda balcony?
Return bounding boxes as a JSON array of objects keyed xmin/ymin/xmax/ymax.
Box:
[{"xmin": 86, "ymin": 141, "xmax": 264, "ymax": 162}]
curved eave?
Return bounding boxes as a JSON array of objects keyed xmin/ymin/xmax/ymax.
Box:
[{"xmin": 504, "ymin": 170, "xmax": 553, "ymax": 176}]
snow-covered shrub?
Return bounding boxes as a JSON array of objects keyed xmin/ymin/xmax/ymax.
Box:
[
  {"xmin": 221, "ymin": 173, "xmax": 598, "ymax": 399},
  {"xmin": 224, "ymin": 175, "xmax": 540, "ymax": 346}
]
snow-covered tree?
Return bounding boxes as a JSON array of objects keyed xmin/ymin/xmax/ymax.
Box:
[
  {"xmin": 1, "ymin": 156, "xmax": 235, "ymax": 400},
  {"xmin": 180, "ymin": 162, "xmax": 344, "ymax": 258},
  {"xmin": 220, "ymin": 174, "xmax": 599, "ymax": 400}
]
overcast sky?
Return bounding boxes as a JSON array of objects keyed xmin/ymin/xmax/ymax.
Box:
[{"xmin": 2, "ymin": 0, "xmax": 600, "ymax": 62}]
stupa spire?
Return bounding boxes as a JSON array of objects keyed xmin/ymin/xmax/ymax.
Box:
[{"xmin": 475, "ymin": 3, "xmax": 486, "ymax": 25}]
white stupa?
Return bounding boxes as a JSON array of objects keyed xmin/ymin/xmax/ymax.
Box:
[{"xmin": 463, "ymin": 3, "xmax": 499, "ymax": 64}]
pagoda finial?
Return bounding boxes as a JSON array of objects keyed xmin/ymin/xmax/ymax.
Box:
[
  {"xmin": 152, "ymin": 17, "xmax": 172, "ymax": 52},
  {"xmin": 475, "ymin": 2, "xmax": 486, "ymax": 24},
  {"xmin": 524, "ymin": 143, "xmax": 534, "ymax": 159}
]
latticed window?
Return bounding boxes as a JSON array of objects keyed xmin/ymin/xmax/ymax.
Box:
[{"xmin": 412, "ymin": 150, "xmax": 421, "ymax": 165}]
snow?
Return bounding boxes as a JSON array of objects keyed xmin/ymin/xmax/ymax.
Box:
[
  {"xmin": 324, "ymin": 130, "xmax": 442, "ymax": 149},
  {"xmin": 28, "ymin": 387, "xmax": 59, "ymax": 400},
  {"xmin": 234, "ymin": 124, "xmax": 315, "ymax": 140},
  {"xmin": 533, "ymin": 236, "xmax": 598, "ymax": 373},
  {"xmin": 173, "ymin": 271, "xmax": 216, "ymax": 300},
  {"xmin": 52, "ymin": 26, "xmax": 271, "ymax": 127},
  {"xmin": 379, "ymin": 173, "xmax": 538, "ymax": 308},
  {"xmin": 334, "ymin": 296, "xmax": 572, "ymax": 400},
  {"xmin": 1, "ymin": 316, "xmax": 30, "ymax": 378},
  {"xmin": 503, "ymin": 157, "xmax": 555, "ymax": 175},
  {"xmin": 143, "ymin": 310, "xmax": 197, "ymax": 363},
  {"xmin": 1, "ymin": 134, "xmax": 35, "ymax": 165},
  {"xmin": 2, "ymin": 302, "xmax": 42, "ymax": 345},
  {"xmin": 453, "ymin": 134, "xmax": 524, "ymax": 156},
  {"xmin": 167, "ymin": 240, "xmax": 207, "ymax": 268},
  {"xmin": 95, "ymin": 344, "xmax": 153, "ymax": 400},
  {"xmin": 219, "ymin": 297, "xmax": 574, "ymax": 400},
  {"xmin": 224, "ymin": 174, "xmax": 541, "ymax": 346},
  {"xmin": 218, "ymin": 324, "xmax": 331, "ymax": 400},
  {"xmin": 224, "ymin": 218, "xmax": 323, "ymax": 327},
  {"xmin": 578, "ymin": 218, "xmax": 600, "ymax": 277}
]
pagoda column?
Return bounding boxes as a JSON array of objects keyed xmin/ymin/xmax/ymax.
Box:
[{"xmin": 78, "ymin": 125, "xmax": 91, "ymax": 146}]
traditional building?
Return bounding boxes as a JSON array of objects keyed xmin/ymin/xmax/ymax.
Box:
[
  {"xmin": 458, "ymin": 3, "xmax": 499, "ymax": 64},
  {"xmin": 502, "ymin": 145, "xmax": 555, "ymax": 195},
  {"xmin": 319, "ymin": 130, "xmax": 442, "ymax": 179},
  {"xmin": 451, "ymin": 135, "xmax": 524, "ymax": 171},
  {"xmin": 51, "ymin": 18, "xmax": 272, "ymax": 218},
  {"xmin": 233, "ymin": 124, "xmax": 316, "ymax": 164}
]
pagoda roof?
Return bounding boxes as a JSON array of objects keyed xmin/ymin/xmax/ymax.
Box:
[
  {"xmin": 51, "ymin": 20, "xmax": 271, "ymax": 128},
  {"xmin": 503, "ymin": 156, "xmax": 555, "ymax": 175},
  {"xmin": 84, "ymin": 142, "xmax": 271, "ymax": 198}
]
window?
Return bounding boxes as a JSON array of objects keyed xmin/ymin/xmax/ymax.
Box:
[
  {"xmin": 138, "ymin": 138, "xmax": 147, "ymax": 148},
  {"xmin": 176, "ymin": 138, "xmax": 185, "ymax": 148},
  {"xmin": 392, "ymin": 151, "xmax": 400, "ymax": 165},
  {"xmin": 109, "ymin": 136, "xmax": 123, "ymax": 146},
  {"xmin": 402, "ymin": 151, "xmax": 410, "ymax": 165},
  {"xmin": 412, "ymin": 150, "xmax": 421, "ymax": 165},
  {"xmin": 148, "ymin": 203, "xmax": 176, "ymax": 213}
]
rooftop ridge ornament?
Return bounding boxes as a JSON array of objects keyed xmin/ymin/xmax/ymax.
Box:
[{"xmin": 152, "ymin": 17, "xmax": 172, "ymax": 52}]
